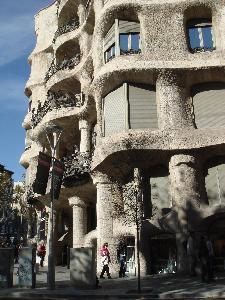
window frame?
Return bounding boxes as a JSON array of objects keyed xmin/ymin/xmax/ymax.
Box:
[
  {"xmin": 119, "ymin": 32, "xmax": 141, "ymax": 55},
  {"xmin": 105, "ymin": 43, "xmax": 116, "ymax": 63},
  {"xmin": 187, "ymin": 18, "xmax": 215, "ymax": 53},
  {"xmin": 104, "ymin": 19, "xmax": 141, "ymax": 63}
]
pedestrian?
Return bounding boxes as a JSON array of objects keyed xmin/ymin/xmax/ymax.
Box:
[
  {"xmin": 14, "ymin": 243, "xmax": 21, "ymax": 264},
  {"xmin": 206, "ymin": 236, "xmax": 214, "ymax": 280},
  {"xmin": 199, "ymin": 235, "xmax": 212, "ymax": 282},
  {"xmin": 100, "ymin": 242, "xmax": 111, "ymax": 279},
  {"xmin": 117, "ymin": 242, "xmax": 126, "ymax": 278},
  {"xmin": 37, "ymin": 240, "xmax": 46, "ymax": 267},
  {"xmin": 187, "ymin": 231, "xmax": 196, "ymax": 276},
  {"xmin": 62, "ymin": 244, "xmax": 68, "ymax": 266}
]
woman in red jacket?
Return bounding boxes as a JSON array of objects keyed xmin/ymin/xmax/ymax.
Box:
[{"xmin": 37, "ymin": 240, "xmax": 46, "ymax": 267}]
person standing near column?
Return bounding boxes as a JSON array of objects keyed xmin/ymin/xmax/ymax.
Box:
[
  {"xmin": 187, "ymin": 231, "xmax": 196, "ymax": 276},
  {"xmin": 37, "ymin": 240, "xmax": 46, "ymax": 267},
  {"xmin": 100, "ymin": 242, "xmax": 112, "ymax": 279},
  {"xmin": 206, "ymin": 236, "xmax": 214, "ymax": 281}
]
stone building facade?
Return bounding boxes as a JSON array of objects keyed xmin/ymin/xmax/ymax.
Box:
[{"xmin": 20, "ymin": 0, "xmax": 225, "ymax": 275}]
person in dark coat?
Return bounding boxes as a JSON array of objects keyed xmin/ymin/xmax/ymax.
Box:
[
  {"xmin": 199, "ymin": 235, "xmax": 213, "ymax": 282},
  {"xmin": 117, "ymin": 242, "xmax": 126, "ymax": 278}
]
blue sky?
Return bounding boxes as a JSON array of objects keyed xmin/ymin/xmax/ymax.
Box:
[{"xmin": 0, "ymin": 0, "xmax": 53, "ymax": 181}]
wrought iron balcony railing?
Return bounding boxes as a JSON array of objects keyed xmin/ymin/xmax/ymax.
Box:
[
  {"xmin": 120, "ymin": 49, "xmax": 142, "ymax": 56},
  {"xmin": 45, "ymin": 53, "xmax": 81, "ymax": 82},
  {"xmin": 62, "ymin": 151, "xmax": 91, "ymax": 185},
  {"xmin": 53, "ymin": 18, "xmax": 80, "ymax": 43},
  {"xmin": 190, "ymin": 46, "xmax": 216, "ymax": 54},
  {"xmin": 31, "ymin": 91, "xmax": 85, "ymax": 127}
]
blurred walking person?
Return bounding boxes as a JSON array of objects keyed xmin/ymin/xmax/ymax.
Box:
[{"xmin": 100, "ymin": 242, "xmax": 111, "ymax": 279}]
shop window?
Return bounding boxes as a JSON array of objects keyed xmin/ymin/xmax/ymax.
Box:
[
  {"xmin": 187, "ymin": 19, "xmax": 215, "ymax": 53},
  {"xmin": 205, "ymin": 157, "xmax": 225, "ymax": 207}
]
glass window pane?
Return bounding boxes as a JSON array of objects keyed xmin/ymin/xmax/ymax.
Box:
[
  {"xmin": 111, "ymin": 45, "xmax": 115, "ymax": 57},
  {"xmin": 119, "ymin": 34, "xmax": 129, "ymax": 51},
  {"xmin": 202, "ymin": 26, "xmax": 214, "ymax": 49},
  {"xmin": 105, "ymin": 44, "xmax": 115, "ymax": 62},
  {"xmin": 131, "ymin": 33, "xmax": 140, "ymax": 50},
  {"xmin": 106, "ymin": 49, "xmax": 110, "ymax": 61},
  {"xmin": 188, "ymin": 27, "xmax": 200, "ymax": 49}
]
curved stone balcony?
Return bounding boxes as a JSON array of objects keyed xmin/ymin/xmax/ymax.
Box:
[
  {"xmin": 57, "ymin": 0, "xmax": 92, "ymax": 24},
  {"xmin": 22, "ymin": 111, "xmax": 32, "ymax": 130},
  {"xmin": 20, "ymin": 146, "xmax": 32, "ymax": 168},
  {"xmin": 92, "ymin": 128, "xmax": 225, "ymax": 178},
  {"xmin": 31, "ymin": 90, "xmax": 84, "ymax": 128},
  {"xmin": 62, "ymin": 151, "xmax": 91, "ymax": 187},
  {"xmin": 53, "ymin": 18, "xmax": 79, "ymax": 43},
  {"xmin": 44, "ymin": 53, "xmax": 81, "ymax": 82},
  {"xmin": 92, "ymin": 56, "xmax": 225, "ymax": 96}
]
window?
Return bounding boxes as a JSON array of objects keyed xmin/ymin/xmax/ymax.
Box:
[
  {"xmin": 103, "ymin": 83, "xmax": 157, "ymax": 136},
  {"xmin": 119, "ymin": 33, "xmax": 140, "ymax": 55},
  {"xmin": 187, "ymin": 19, "xmax": 215, "ymax": 53},
  {"xmin": 104, "ymin": 20, "xmax": 141, "ymax": 63},
  {"xmin": 192, "ymin": 83, "xmax": 225, "ymax": 129},
  {"xmin": 205, "ymin": 158, "xmax": 225, "ymax": 207},
  {"xmin": 105, "ymin": 44, "xmax": 115, "ymax": 62}
]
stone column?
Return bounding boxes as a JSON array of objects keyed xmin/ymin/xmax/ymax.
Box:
[
  {"xmin": 95, "ymin": 92, "xmax": 103, "ymax": 142},
  {"xmin": 93, "ymin": 173, "xmax": 121, "ymax": 276},
  {"xmin": 79, "ymin": 119, "xmax": 91, "ymax": 153},
  {"xmin": 169, "ymin": 154, "xmax": 202, "ymax": 273},
  {"xmin": 69, "ymin": 197, "xmax": 87, "ymax": 248},
  {"xmin": 157, "ymin": 70, "xmax": 194, "ymax": 130}
]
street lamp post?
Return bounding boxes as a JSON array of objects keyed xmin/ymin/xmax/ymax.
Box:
[{"xmin": 45, "ymin": 124, "xmax": 63, "ymax": 290}]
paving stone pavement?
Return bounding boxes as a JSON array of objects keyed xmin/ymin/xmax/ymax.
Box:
[{"xmin": 0, "ymin": 266, "xmax": 225, "ymax": 299}]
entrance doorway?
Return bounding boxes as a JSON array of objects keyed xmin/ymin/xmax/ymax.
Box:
[
  {"xmin": 125, "ymin": 236, "xmax": 135, "ymax": 275},
  {"xmin": 149, "ymin": 234, "xmax": 176, "ymax": 274},
  {"xmin": 208, "ymin": 217, "xmax": 225, "ymax": 271}
]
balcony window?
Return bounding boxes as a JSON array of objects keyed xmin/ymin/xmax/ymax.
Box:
[
  {"xmin": 191, "ymin": 82, "xmax": 225, "ymax": 128},
  {"xmin": 105, "ymin": 44, "xmax": 115, "ymax": 62},
  {"xmin": 104, "ymin": 20, "xmax": 141, "ymax": 63},
  {"xmin": 103, "ymin": 83, "xmax": 157, "ymax": 136},
  {"xmin": 187, "ymin": 19, "xmax": 215, "ymax": 53},
  {"xmin": 119, "ymin": 33, "xmax": 140, "ymax": 55}
]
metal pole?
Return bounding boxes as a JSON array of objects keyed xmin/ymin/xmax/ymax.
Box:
[
  {"xmin": 47, "ymin": 133, "xmax": 57, "ymax": 289},
  {"xmin": 45, "ymin": 125, "xmax": 62, "ymax": 290}
]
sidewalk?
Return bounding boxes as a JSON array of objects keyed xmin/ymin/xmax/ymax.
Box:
[{"xmin": 0, "ymin": 266, "xmax": 225, "ymax": 299}]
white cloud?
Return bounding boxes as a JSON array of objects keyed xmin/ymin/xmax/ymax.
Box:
[
  {"xmin": 0, "ymin": 15, "xmax": 35, "ymax": 67},
  {"xmin": 0, "ymin": 79, "xmax": 27, "ymax": 111}
]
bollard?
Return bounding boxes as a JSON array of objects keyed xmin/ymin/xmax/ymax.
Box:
[
  {"xmin": 70, "ymin": 247, "xmax": 96, "ymax": 289},
  {"xmin": 18, "ymin": 247, "xmax": 36, "ymax": 288}
]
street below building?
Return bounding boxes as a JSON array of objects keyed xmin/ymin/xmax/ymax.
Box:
[{"xmin": 0, "ymin": 265, "xmax": 225, "ymax": 299}]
